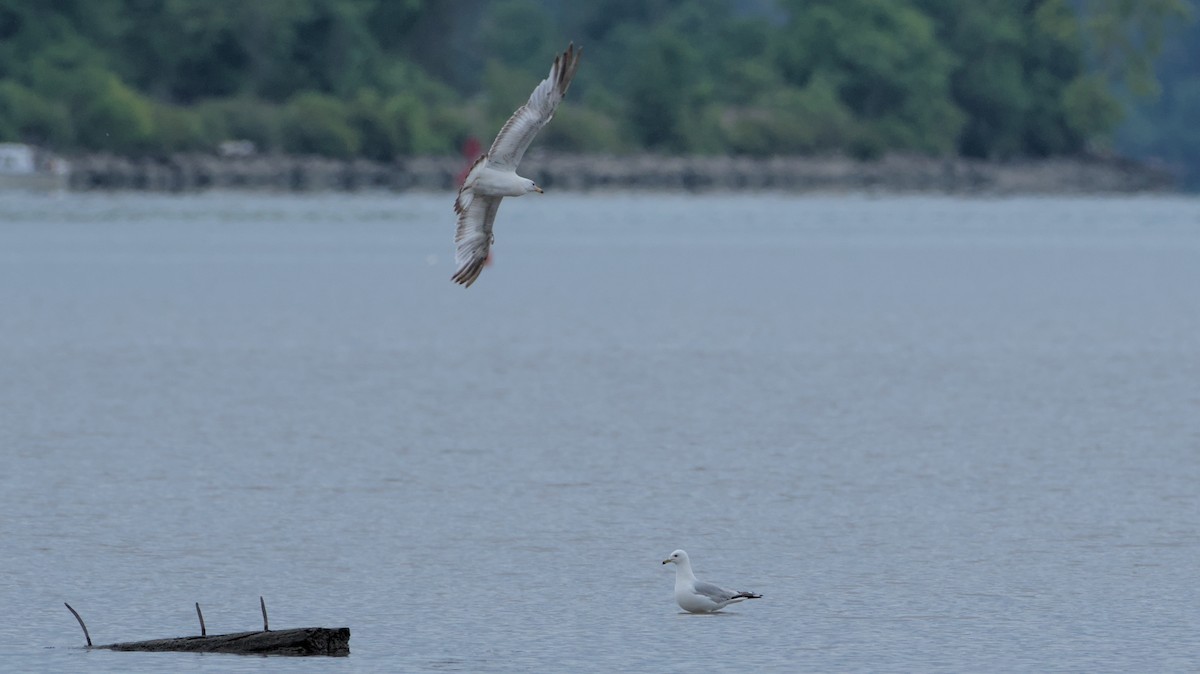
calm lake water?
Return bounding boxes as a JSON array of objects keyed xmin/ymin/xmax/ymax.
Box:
[{"xmin": 1, "ymin": 191, "xmax": 1198, "ymax": 672}]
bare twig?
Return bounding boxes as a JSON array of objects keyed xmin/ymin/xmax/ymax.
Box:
[
  {"xmin": 64, "ymin": 603, "xmax": 92, "ymax": 647},
  {"xmin": 195, "ymin": 602, "xmax": 206, "ymax": 637},
  {"xmin": 260, "ymin": 596, "xmax": 269, "ymax": 632}
]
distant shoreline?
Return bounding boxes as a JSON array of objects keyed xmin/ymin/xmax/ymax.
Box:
[{"xmin": 62, "ymin": 151, "xmax": 1177, "ymax": 194}]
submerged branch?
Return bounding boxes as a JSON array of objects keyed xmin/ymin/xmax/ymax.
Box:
[{"xmin": 63, "ymin": 603, "xmax": 92, "ymax": 647}]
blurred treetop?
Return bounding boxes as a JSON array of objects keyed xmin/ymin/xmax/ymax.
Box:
[
  {"xmin": 1109, "ymin": 0, "xmax": 1200, "ymax": 186},
  {"xmin": 0, "ymin": 0, "xmax": 1188, "ymax": 161}
]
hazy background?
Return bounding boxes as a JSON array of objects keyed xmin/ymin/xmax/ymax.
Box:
[{"xmin": 0, "ymin": 0, "xmax": 1197, "ymax": 185}]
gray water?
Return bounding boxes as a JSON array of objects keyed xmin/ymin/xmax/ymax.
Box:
[{"xmin": 1, "ymin": 191, "xmax": 1198, "ymax": 672}]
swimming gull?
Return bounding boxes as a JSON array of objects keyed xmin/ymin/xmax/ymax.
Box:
[
  {"xmin": 662, "ymin": 549, "xmax": 762, "ymax": 614},
  {"xmin": 451, "ymin": 42, "xmax": 583, "ymax": 287}
]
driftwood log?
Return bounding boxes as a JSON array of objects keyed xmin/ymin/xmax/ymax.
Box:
[
  {"xmin": 97, "ymin": 627, "xmax": 350, "ymax": 656},
  {"xmin": 64, "ymin": 599, "xmax": 349, "ymax": 657}
]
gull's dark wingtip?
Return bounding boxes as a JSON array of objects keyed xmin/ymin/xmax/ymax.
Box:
[
  {"xmin": 451, "ymin": 258, "xmax": 486, "ymax": 287},
  {"xmin": 557, "ymin": 42, "xmax": 582, "ymax": 94}
]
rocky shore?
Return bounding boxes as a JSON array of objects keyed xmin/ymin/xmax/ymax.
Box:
[{"xmin": 64, "ymin": 151, "xmax": 1176, "ymax": 194}]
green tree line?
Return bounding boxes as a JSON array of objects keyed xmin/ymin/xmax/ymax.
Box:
[
  {"xmin": 1112, "ymin": 0, "xmax": 1200, "ymax": 186},
  {"xmin": 0, "ymin": 0, "xmax": 1186, "ymax": 160}
]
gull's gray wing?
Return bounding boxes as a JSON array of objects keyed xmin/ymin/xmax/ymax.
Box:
[
  {"xmin": 691, "ymin": 581, "xmax": 738, "ymax": 603},
  {"xmin": 451, "ymin": 195, "xmax": 502, "ymax": 287},
  {"xmin": 485, "ymin": 43, "xmax": 582, "ymax": 172}
]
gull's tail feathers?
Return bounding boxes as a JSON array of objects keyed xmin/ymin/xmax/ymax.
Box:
[{"xmin": 454, "ymin": 154, "xmax": 488, "ymax": 214}]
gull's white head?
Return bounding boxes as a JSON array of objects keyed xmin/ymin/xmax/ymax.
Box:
[
  {"xmin": 525, "ymin": 178, "xmax": 543, "ymax": 194},
  {"xmin": 662, "ymin": 549, "xmax": 689, "ymax": 566}
]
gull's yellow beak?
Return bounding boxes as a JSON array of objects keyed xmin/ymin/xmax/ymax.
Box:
[
  {"xmin": 662, "ymin": 558, "xmax": 672, "ymax": 565},
  {"xmin": 534, "ymin": 186, "xmax": 544, "ymax": 193}
]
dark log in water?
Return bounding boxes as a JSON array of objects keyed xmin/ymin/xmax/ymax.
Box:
[
  {"xmin": 65, "ymin": 600, "xmax": 348, "ymax": 657},
  {"xmin": 97, "ymin": 627, "xmax": 350, "ymax": 657}
]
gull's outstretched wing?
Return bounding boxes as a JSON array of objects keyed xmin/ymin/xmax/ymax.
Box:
[
  {"xmin": 485, "ymin": 43, "xmax": 582, "ymax": 172},
  {"xmin": 451, "ymin": 195, "xmax": 503, "ymax": 287}
]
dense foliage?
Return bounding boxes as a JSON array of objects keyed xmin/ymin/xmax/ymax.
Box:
[
  {"xmin": 0, "ymin": 0, "xmax": 1186, "ymax": 160},
  {"xmin": 1111, "ymin": 0, "xmax": 1200, "ymax": 186}
]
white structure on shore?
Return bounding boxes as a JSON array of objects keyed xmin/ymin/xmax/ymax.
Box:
[
  {"xmin": 0, "ymin": 143, "xmax": 69, "ymax": 191},
  {"xmin": 0, "ymin": 143, "xmax": 36, "ymax": 173}
]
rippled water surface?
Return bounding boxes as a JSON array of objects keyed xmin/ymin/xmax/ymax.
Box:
[{"xmin": 1, "ymin": 191, "xmax": 1198, "ymax": 672}]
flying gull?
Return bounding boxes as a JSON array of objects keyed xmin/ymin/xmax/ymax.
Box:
[
  {"xmin": 451, "ymin": 42, "xmax": 583, "ymax": 287},
  {"xmin": 663, "ymin": 549, "xmax": 762, "ymax": 614}
]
